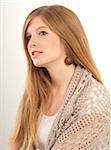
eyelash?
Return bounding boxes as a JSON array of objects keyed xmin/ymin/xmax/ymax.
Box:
[
  {"xmin": 39, "ymin": 31, "xmax": 48, "ymax": 36},
  {"xmin": 26, "ymin": 31, "xmax": 48, "ymax": 42}
]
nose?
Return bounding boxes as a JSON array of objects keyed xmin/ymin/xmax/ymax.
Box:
[{"xmin": 28, "ymin": 35, "xmax": 38, "ymax": 50}]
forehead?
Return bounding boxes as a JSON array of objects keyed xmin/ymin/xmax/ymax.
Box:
[{"xmin": 26, "ymin": 16, "xmax": 49, "ymax": 34}]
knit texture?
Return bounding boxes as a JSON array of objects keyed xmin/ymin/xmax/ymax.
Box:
[{"xmin": 38, "ymin": 65, "xmax": 110, "ymax": 150}]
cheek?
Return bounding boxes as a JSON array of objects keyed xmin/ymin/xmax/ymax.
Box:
[
  {"xmin": 27, "ymin": 44, "xmax": 30, "ymax": 53},
  {"xmin": 44, "ymin": 38, "xmax": 62, "ymax": 52},
  {"xmin": 26, "ymin": 44, "xmax": 32, "ymax": 59},
  {"xmin": 27, "ymin": 44, "xmax": 29, "ymax": 50}
]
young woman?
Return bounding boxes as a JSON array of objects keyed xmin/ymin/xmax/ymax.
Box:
[{"xmin": 8, "ymin": 5, "xmax": 110, "ymax": 150}]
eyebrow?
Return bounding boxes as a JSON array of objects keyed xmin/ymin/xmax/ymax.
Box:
[{"xmin": 26, "ymin": 26, "xmax": 49, "ymax": 34}]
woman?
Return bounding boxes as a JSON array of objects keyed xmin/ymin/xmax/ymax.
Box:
[{"xmin": 8, "ymin": 5, "xmax": 110, "ymax": 150}]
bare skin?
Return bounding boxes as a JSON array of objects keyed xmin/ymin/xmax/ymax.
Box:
[{"xmin": 42, "ymin": 67, "xmax": 75, "ymax": 116}]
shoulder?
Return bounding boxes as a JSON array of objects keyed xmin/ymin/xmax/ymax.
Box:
[
  {"xmin": 64, "ymin": 66, "xmax": 110, "ymax": 119},
  {"xmin": 77, "ymin": 75, "xmax": 110, "ymax": 118},
  {"xmin": 87, "ymin": 76, "xmax": 110, "ymax": 105}
]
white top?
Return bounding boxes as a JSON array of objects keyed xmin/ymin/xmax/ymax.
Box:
[{"xmin": 37, "ymin": 113, "xmax": 58, "ymax": 150}]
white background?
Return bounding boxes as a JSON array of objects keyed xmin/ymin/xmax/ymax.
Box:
[{"xmin": 0, "ymin": 0, "xmax": 111, "ymax": 149}]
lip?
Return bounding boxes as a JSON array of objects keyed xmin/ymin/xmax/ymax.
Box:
[{"xmin": 31, "ymin": 51, "xmax": 43, "ymax": 58}]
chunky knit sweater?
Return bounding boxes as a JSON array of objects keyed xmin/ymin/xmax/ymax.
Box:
[{"xmin": 38, "ymin": 65, "xmax": 110, "ymax": 150}]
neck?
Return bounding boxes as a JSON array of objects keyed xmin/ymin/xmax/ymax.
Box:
[
  {"xmin": 47, "ymin": 63, "xmax": 75, "ymax": 93},
  {"xmin": 43, "ymin": 64, "xmax": 75, "ymax": 114}
]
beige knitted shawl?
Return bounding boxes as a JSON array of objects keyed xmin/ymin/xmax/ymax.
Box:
[{"xmin": 43, "ymin": 65, "xmax": 110, "ymax": 150}]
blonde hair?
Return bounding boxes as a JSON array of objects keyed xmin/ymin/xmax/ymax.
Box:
[{"xmin": 8, "ymin": 5, "xmax": 103, "ymax": 149}]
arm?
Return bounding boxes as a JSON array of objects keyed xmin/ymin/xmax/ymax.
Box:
[
  {"xmin": 52, "ymin": 80, "xmax": 110, "ymax": 150},
  {"xmin": 52, "ymin": 114, "xmax": 109, "ymax": 150}
]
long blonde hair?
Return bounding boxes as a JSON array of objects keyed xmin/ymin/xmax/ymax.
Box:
[{"xmin": 8, "ymin": 5, "xmax": 103, "ymax": 149}]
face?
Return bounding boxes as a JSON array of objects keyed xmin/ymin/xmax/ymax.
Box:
[{"xmin": 26, "ymin": 16, "xmax": 66, "ymax": 68}]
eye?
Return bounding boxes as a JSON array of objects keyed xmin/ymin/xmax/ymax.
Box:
[
  {"xmin": 26, "ymin": 35, "xmax": 31, "ymax": 42},
  {"xmin": 39, "ymin": 31, "xmax": 48, "ymax": 36}
]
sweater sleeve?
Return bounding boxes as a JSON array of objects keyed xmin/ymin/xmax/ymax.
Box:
[{"xmin": 52, "ymin": 79, "xmax": 110, "ymax": 150}]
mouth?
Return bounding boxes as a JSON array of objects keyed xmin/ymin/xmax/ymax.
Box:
[{"xmin": 31, "ymin": 51, "xmax": 43, "ymax": 57}]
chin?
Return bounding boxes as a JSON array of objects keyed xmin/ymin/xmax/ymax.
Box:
[{"xmin": 33, "ymin": 61, "xmax": 45, "ymax": 68}]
